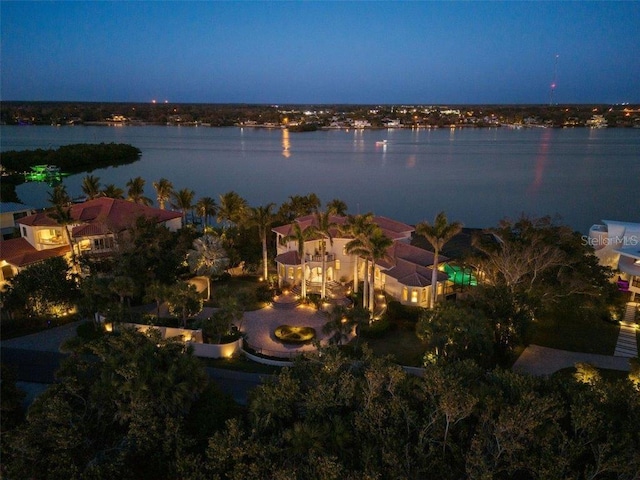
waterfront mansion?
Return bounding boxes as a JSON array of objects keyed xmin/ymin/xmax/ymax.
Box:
[
  {"xmin": 273, "ymin": 214, "xmax": 452, "ymax": 308},
  {"xmin": 0, "ymin": 198, "xmax": 182, "ymax": 287}
]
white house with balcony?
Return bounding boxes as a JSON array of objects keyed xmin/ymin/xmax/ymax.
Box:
[
  {"xmin": 588, "ymin": 220, "xmax": 640, "ymax": 302},
  {"xmin": 273, "ymin": 214, "xmax": 452, "ymax": 308},
  {"xmin": 0, "ymin": 198, "xmax": 182, "ymax": 288}
]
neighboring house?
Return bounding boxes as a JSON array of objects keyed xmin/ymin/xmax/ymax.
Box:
[
  {"xmin": 589, "ymin": 220, "xmax": 640, "ymax": 301},
  {"xmin": 0, "ymin": 238, "xmax": 70, "ymax": 287},
  {"xmin": 273, "ymin": 214, "xmax": 452, "ymax": 307},
  {"xmin": 0, "ymin": 202, "xmax": 36, "ymax": 239},
  {"xmin": 0, "ymin": 197, "xmax": 182, "ymax": 288}
]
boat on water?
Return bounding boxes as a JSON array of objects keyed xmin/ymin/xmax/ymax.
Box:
[
  {"xmin": 375, "ymin": 140, "xmax": 388, "ymax": 146},
  {"xmin": 24, "ymin": 164, "xmax": 65, "ymax": 183}
]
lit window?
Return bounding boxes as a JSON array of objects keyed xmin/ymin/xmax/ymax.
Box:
[
  {"xmin": 288, "ymin": 267, "xmax": 294, "ymax": 279},
  {"xmin": 422, "ymin": 289, "xmax": 427, "ymax": 303},
  {"xmin": 411, "ymin": 290, "xmax": 418, "ymax": 303},
  {"xmin": 402, "ymin": 287, "xmax": 408, "ymax": 301},
  {"xmin": 335, "ymin": 259, "xmax": 340, "ymax": 270}
]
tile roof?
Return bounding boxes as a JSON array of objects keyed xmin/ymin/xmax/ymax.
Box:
[
  {"xmin": 383, "ymin": 258, "xmax": 450, "ymax": 287},
  {"xmin": 0, "ymin": 237, "xmax": 70, "ymax": 268},
  {"xmin": 377, "ymin": 242, "xmax": 449, "ymax": 269},
  {"xmin": 17, "ymin": 198, "xmax": 182, "ymax": 238},
  {"xmin": 274, "ymin": 250, "xmax": 301, "ymax": 266},
  {"xmin": 272, "ymin": 214, "xmax": 413, "ymax": 241}
]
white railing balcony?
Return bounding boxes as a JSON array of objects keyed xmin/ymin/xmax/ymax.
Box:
[{"xmin": 306, "ymin": 253, "xmax": 335, "ymax": 263}]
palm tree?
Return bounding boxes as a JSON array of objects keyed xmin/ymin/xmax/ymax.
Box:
[
  {"xmin": 47, "ymin": 203, "xmax": 78, "ymax": 268},
  {"xmin": 186, "ymin": 234, "xmax": 229, "ymax": 300},
  {"xmin": 322, "ymin": 305, "xmax": 354, "ymax": 346},
  {"xmin": 247, "ymin": 203, "xmax": 276, "ymax": 282},
  {"xmin": 308, "ymin": 210, "xmax": 338, "ymax": 299},
  {"xmin": 145, "ymin": 281, "xmax": 169, "ymax": 319},
  {"xmin": 217, "ymin": 191, "xmax": 248, "ymax": 228},
  {"xmin": 81, "ymin": 175, "xmax": 101, "ymax": 200},
  {"xmin": 153, "ymin": 178, "xmax": 174, "ymax": 210},
  {"xmin": 195, "ymin": 196, "xmax": 217, "ymax": 231},
  {"xmin": 367, "ymin": 228, "xmax": 393, "ymax": 313},
  {"xmin": 343, "ymin": 213, "xmax": 375, "ymax": 296},
  {"xmin": 102, "ymin": 184, "xmax": 124, "ymax": 199},
  {"xmin": 171, "ymin": 188, "xmax": 195, "ymax": 226},
  {"xmin": 47, "ymin": 184, "xmax": 71, "ymax": 207},
  {"xmin": 326, "ymin": 198, "xmax": 348, "ymax": 216},
  {"xmin": 277, "ymin": 193, "xmax": 321, "ymax": 222},
  {"xmin": 415, "ymin": 211, "xmax": 463, "ymax": 308},
  {"xmin": 281, "ymin": 222, "xmax": 313, "ymax": 299},
  {"xmin": 126, "ymin": 176, "xmax": 152, "ymax": 205},
  {"xmin": 109, "ymin": 275, "xmax": 136, "ymax": 311}
]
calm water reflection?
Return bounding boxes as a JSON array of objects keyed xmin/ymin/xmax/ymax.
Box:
[{"xmin": 2, "ymin": 125, "xmax": 639, "ymax": 231}]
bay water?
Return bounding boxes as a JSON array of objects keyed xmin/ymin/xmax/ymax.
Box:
[{"xmin": 2, "ymin": 125, "xmax": 639, "ymax": 232}]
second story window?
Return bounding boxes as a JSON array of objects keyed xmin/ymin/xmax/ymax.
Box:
[
  {"xmin": 38, "ymin": 228, "xmax": 64, "ymax": 245},
  {"xmin": 93, "ymin": 237, "xmax": 114, "ymax": 251}
]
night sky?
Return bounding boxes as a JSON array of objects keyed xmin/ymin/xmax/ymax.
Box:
[{"xmin": 2, "ymin": 1, "xmax": 639, "ymax": 104}]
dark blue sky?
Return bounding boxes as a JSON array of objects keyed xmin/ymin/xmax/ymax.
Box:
[{"xmin": 2, "ymin": 1, "xmax": 639, "ymax": 104}]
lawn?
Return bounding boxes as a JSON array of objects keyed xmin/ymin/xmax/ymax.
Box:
[
  {"xmin": 359, "ymin": 328, "xmax": 427, "ymax": 367},
  {"xmin": 530, "ymin": 312, "xmax": 620, "ymax": 355},
  {"xmin": 207, "ymin": 275, "xmax": 271, "ymax": 311}
]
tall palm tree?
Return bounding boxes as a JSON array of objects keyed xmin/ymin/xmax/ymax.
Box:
[
  {"xmin": 415, "ymin": 211, "xmax": 463, "ymax": 308},
  {"xmin": 195, "ymin": 196, "xmax": 217, "ymax": 231},
  {"xmin": 81, "ymin": 175, "xmax": 101, "ymax": 200},
  {"xmin": 186, "ymin": 234, "xmax": 229, "ymax": 300},
  {"xmin": 171, "ymin": 188, "xmax": 195, "ymax": 226},
  {"xmin": 247, "ymin": 203, "xmax": 276, "ymax": 282},
  {"xmin": 343, "ymin": 213, "xmax": 375, "ymax": 296},
  {"xmin": 102, "ymin": 184, "xmax": 124, "ymax": 199},
  {"xmin": 217, "ymin": 191, "xmax": 248, "ymax": 228},
  {"xmin": 281, "ymin": 221, "xmax": 313, "ymax": 299},
  {"xmin": 47, "ymin": 203, "xmax": 78, "ymax": 269},
  {"xmin": 126, "ymin": 176, "xmax": 152, "ymax": 205},
  {"xmin": 308, "ymin": 210, "xmax": 338, "ymax": 299},
  {"xmin": 153, "ymin": 178, "xmax": 174, "ymax": 210},
  {"xmin": 367, "ymin": 228, "xmax": 393, "ymax": 313}
]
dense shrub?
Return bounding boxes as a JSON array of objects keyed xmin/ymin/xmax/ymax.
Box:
[
  {"xmin": 359, "ymin": 318, "xmax": 391, "ymax": 338},
  {"xmin": 385, "ymin": 300, "xmax": 423, "ymax": 325}
]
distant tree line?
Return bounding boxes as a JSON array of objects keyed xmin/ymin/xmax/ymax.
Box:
[
  {"xmin": 0, "ymin": 143, "xmax": 141, "ymax": 203},
  {"xmin": 1, "ymin": 143, "xmax": 141, "ymax": 174}
]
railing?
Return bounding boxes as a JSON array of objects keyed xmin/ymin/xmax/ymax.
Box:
[
  {"xmin": 631, "ymin": 277, "xmax": 640, "ymax": 291},
  {"xmin": 38, "ymin": 237, "xmax": 65, "ymax": 246},
  {"xmin": 305, "ymin": 253, "xmax": 335, "ymax": 262}
]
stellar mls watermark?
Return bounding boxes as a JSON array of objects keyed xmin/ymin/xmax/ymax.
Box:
[{"xmin": 582, "ymin": 235, "xmax": 640, "ymax": 247}]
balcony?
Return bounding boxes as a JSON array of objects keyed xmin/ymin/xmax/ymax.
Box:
[{"xmin": 305, "ymin": 253, "xmax": 335, "ymax": 263}]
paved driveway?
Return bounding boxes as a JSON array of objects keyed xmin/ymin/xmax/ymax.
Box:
[
  {"xmin": 513, "ymin": 344, "xmax": 633, "ymax": 376},
  {"xmin": 240, "ymin": 304, "xmax": 350, "ymax": 358}
]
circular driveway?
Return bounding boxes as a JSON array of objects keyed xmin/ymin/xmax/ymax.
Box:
[{"xmin": 240, "ymin": 304, "xmax": 352, "ymax": 358}]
